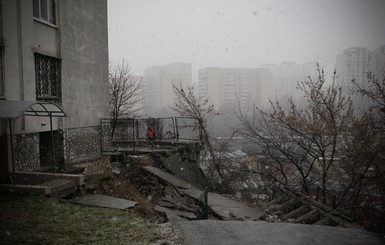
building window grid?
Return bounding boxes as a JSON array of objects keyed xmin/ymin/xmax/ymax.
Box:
[
  {"xmin": 35, "ymin": 53, "xmax": 61, "ymax": 100},
  {"xmin": 33, "ymin": 0, "xmax": 56, "ymax": 25},
  {"xmin": 198, "ymin": 80, "xmax": 207, "ymax": 97}
]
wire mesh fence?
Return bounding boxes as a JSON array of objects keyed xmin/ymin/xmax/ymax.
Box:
[{"xmin": 175, "ymin": 117, "xmax": 201, "ymax": 141}]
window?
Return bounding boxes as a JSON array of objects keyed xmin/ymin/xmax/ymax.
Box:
[
  {"xmin": 35, "ymin": 53, "xmax": 61, "ymax": 100},
  {"xmin": 33, "ymin": 0, "xmax": 56, "ymax": 25}
]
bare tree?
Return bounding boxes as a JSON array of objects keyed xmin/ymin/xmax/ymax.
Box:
[
  {"xmin": 352, "ymin": 73, "xmax": 385, "ymax": 231},
  {"xmin": 237, "ymin": 64, "xmax": 369, "ymax": 206},
  {"xmin": 353, "ymin": 72, "xmax": 385, "ymax": 123},
  {"xmin": 236, "ymin": 65, "xmax": 385, "ymax": 232},
  {"xmin": 170, "ymin": 84, "xmax": 225, "ymax": 185},
  {"xmin": 109, "ymin": 60, "xmax": 143, "ymax": 138},
  {"xmin": 235, "ymin": 67, "xmax": 385, "ymax": 231},
  {"xmin": 237, "ymin": 106, "xmax": 315, "ymax": 193}
]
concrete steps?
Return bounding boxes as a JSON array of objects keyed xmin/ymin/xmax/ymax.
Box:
[
  {"xmin": 281, "ymin": 205, "xmax": 312, "ymax": 220},
  {"xmin": 294, "ymin": 209, "xmax": 319, "ymax": 224},
  {"xmin": 0, "ymin": 172, "xmax": 84, "ymax": 196},
  {"xmin": 262, "ymin": 187, "xmax": 360, "ymax": 228},
  {"xmin": 40, "ymin": 179, "xmax": 77, "ymax": 195}
]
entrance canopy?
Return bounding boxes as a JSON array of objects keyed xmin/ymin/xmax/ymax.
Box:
[
  {"xmin": 0, "ymin": 100, "xmax": 66, "ymax": 119},
  {"xmin": 0, "ymin": 100, "xmax": 67, "ymax": 179}
]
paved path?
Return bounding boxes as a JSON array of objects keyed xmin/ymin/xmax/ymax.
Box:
[
  {"xmin": 71, "ymin": 194, "xmax": 138, "ymax": 210},
  {"xmin": 142, "ymin": 166, "xmax": 264, "ymax": 220},
  {"xmin": 175, "ymin": 220, "xmax": 385, "ymax": 245}
]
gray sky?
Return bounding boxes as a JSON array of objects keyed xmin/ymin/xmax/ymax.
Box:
[{"xmin": 108, "ymin": 0, "xmax": 385, "ymax": 77}]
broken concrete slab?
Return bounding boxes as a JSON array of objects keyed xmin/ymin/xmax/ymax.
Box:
[
  {"xmin": 156, "ymin": 206, "xmax": 188, "ymax": 223},
  {"xmin": 111, "ymin": 162, "xmax": 122, "ymax": 174},
  {"xmin": 71, "ymin": 194, "xmax": 137, "ymax": 210},
  {"xmin": 158, "ymin": 199, "xmax": 177, "ymax": 209},
  {"xmin": 177, "ymin": 186, "xmax": 203, "ymax": 199},
  {"xmin": 141, "ymin": 165, "xmax": 265, "ymax": 221},
  {"xmin": 158, "ymin": 194, "xmax": 196, "ymax": 213},
  {"xmin": 207, "ymin": 192, "xmax": 264, "ymax": 221},
  {"xmin": 177, "ymin": 188, "xmax": 264, "ymax": 220},
  {"xmin": 141, "ymin": 166, "xmax": 192, "ymax": 189},
  {"xmin": 156, "ymin": 206, "xmax": 197, "ymax": 223}
]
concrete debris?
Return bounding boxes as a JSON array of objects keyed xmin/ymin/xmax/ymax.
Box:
[
  {"xmin": 141, "ymin": 165, "xmax": 265, "ymax": 221},
  {"xmin": 142, "ymin": 166, "xmax": 191, "ymax": 189},
  {"xmin": 111, "ymin": 162, "xmax": 122, "ymax": 174}
]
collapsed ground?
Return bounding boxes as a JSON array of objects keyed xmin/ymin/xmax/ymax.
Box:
[
  {"xmin": 85, "ymin": 154, "xmax": 363, "ymax": 228},
  {"xmin": 86, "ymin": 154, "xmax": 215, "ymax": 222},
  {"xmin": 2, "ymin": 153, "xmax": 382, "ymax": 243}
]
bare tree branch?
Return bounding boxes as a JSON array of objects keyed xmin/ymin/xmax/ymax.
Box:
[
  {"xmin": 109, "ymin": 60, "xmax": 143, "ymax": 137},
  {"xmin": 170, "ymin": 84, "xmax": 225, "ymax": 185}
]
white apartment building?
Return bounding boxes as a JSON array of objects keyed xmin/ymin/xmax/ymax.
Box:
[
  {"xmin": 369, "ymin": 45, "xmax": 385, "ymax": 79},
  {"xmin": 142, "ymin": 63, "xmax": 192, "ymax": 114},
  {"xmin": 262, "ymin": 62, "xmax": 318, "ymax": 101},
  {"xmin": 336, "ymin": 47, "xmax": 371, "ymax": 92},
  {"xmin": 198, "ymin": 67, "xmax": 271, "ymax": 112}
]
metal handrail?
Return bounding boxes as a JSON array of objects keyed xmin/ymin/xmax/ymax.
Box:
[{"xmin": 196, "ymin": 187, "xmax": 208, "ymax": 219}]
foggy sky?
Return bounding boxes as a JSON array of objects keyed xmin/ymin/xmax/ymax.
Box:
[{"xmin": 108, "ymin": 0, "xmax": 385, "ymax": 78}]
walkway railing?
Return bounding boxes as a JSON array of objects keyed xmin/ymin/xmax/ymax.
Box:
[{"xmin": 101, "ymin": 117, "xmax": 202, "ymax": 155}]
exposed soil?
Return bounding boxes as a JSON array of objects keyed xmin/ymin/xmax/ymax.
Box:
[{"xmin": 86, "ymin": 155, "xmax": 167, "ymax": 219}]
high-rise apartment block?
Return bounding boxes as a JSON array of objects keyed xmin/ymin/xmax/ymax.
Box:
[
  {"xmin": 369, "ymin": 45, "xmax": 385, "ymax": 79},
  {"xmin": 262, "ymin": 62, "xmax": 318, "ymax": 101},
  {"xmin": 336, "ymin": 47, "xmax": 371, "ymax": 92},
  {"xmin": 198, "ymin": 67, "xmax": 271, "ymax": 111},
  {"xmin": 143, "ymin": 63, "xmax": 192, "ymax": 114}
]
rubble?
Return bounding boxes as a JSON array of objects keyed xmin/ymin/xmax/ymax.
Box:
[{"xmin": 86, "ymin": 153, "xmax": 367, "ymax": 234}]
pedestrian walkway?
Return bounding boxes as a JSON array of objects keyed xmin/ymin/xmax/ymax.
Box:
[
  {"xmin": 142, "ymin": 166, "xmax": 264, "ymax": 221},
  {"xmin": 176, "ymin": 220, "xmax": 385, "ymax": 245},
  {"xmin": 71, "ymin": 194, "xmax": 138, "ymax": 210}
]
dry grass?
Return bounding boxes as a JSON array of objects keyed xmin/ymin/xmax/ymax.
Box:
[{"xmin": 0, "ymin": 193, "xmax": 183, "ymax": 244}]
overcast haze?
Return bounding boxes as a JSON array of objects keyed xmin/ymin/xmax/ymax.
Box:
[{"xmin": 108, "ymin": 0, "xmax": 385, "ymax": 77}]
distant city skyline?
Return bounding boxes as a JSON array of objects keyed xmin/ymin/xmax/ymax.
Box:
[
  {"xmin": 137, "ymin": 43, "xmax": 384, "ymax": 115},
  {"xmin": 108, "ymin": 0, "xmax": 385, "ymax": 78}
]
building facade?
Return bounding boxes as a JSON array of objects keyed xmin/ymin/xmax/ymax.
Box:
[
  {"xmin": 142, "ymin": 63, "xmax": 192, "ymax": 115},
  {"xmin": 261, "ymin": 62, "xmax": 318, "ymax": 101},
  {"xmin": 336, "ymin": 47, "xmax": 371, "ymax": 92},
  {"xmin": 198, "ymin": 67, "xmax": 271, "ymax": 112},
  {"xmin": 369, "ymin": 45, "xmax": 385, "ymax": 79},
  {"xmin": 0, "ymin": 0, "xmax": 109, "ymax": 177}
]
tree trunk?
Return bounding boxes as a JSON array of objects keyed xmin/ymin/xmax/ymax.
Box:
[
  {"xmin": 201, "ymin": 123, "xmax": 225, "ymax": 182},
  {"xmin": 322, "ymin": 171, "xmax": 327, "ymax": 204}
]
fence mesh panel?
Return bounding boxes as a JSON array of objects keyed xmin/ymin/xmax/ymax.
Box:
[{"xmin": 176, "ymin": 117, "xmax": 201, "ymax": 141}]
